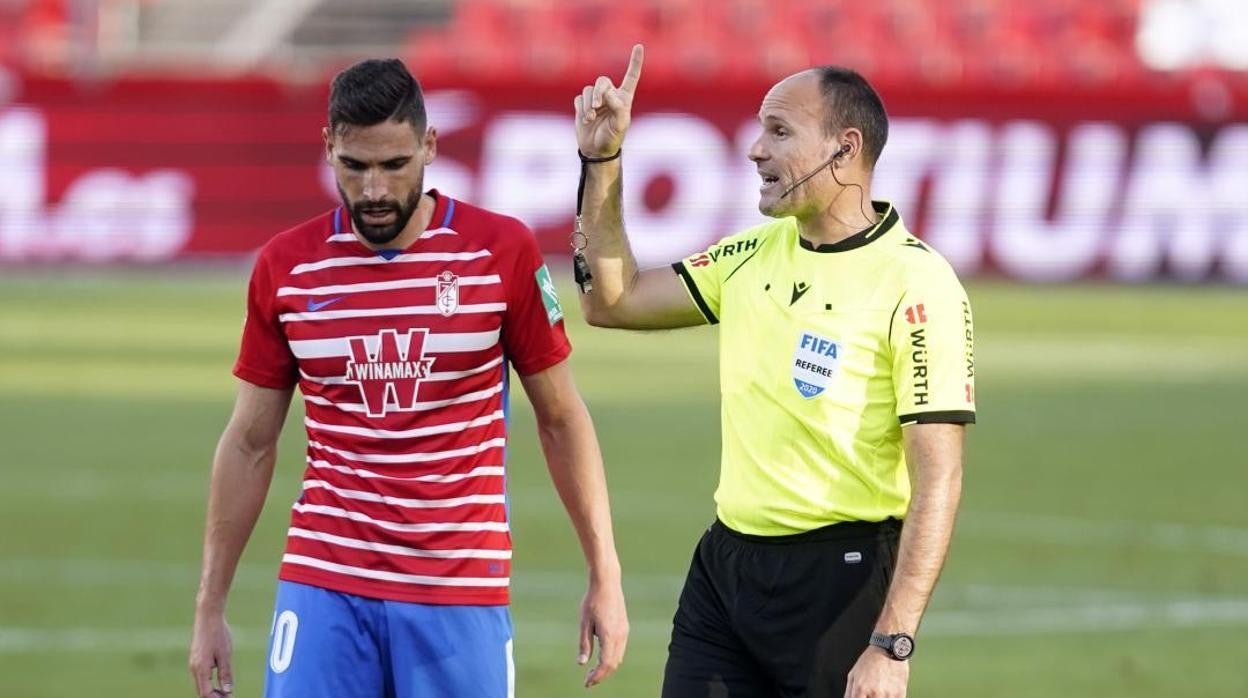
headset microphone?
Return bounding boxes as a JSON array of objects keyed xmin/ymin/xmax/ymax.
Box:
[{"xmin": 778, "ymin": 144, "xmax": 851, "ymax": 200}]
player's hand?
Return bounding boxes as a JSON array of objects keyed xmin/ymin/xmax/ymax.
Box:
[
  {"xmin": 189, "ymin": 610, "xmax": 234, "ymax": 697},
  {"xmin": 576, "ymin": 575, "xmax": 629, "ymax": 687},
  {"xmin": 844, "ymin": 645, "xmax": 909, "ymax": 698},
  {"xmin": 573, "ymin": 44, "xmax": 644, "ymax": 159}
]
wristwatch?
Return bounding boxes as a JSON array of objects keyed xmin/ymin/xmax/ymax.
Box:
[{"xmin": 869, "ymin": 631, "xmax": 915, "ymax": 661}]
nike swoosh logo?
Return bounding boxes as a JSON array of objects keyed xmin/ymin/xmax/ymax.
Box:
[
  {"xmin": 790, "ymin": 283, "xmax": 810, "ymax": 306},
  {"xmin": 307, "ymin": 296, "xmax": 346, "ymax": 312}
]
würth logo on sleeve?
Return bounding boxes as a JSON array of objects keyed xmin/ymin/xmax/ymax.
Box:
[
  {"xmin": 345, "ymin": 329, "xmax": 436, "ymax": 417},
  {"xmin": 904, "ymin": 304, "xmax": 927, "ymax": 324},
  {"xmin": 688, "ymin": 238, "xmax": 759, "ymax": 268}
]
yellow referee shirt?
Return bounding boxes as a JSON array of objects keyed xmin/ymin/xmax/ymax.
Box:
[{"xmin": 673, "ymin": 202, "xmax": 975, "ymax": 535}]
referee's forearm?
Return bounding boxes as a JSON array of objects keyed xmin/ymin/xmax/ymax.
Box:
[
  {"xmin": 875, "ymin": 431, "xmax": 964, "ymax": 634},
  {"xmin": 578, "ymin": 159, "xmax": 641, "ymax": 326}
]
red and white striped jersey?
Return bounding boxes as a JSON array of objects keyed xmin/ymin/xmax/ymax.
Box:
[{"xmin": 234, "ymin": 191, "xmax": 571, "ymax": 605}]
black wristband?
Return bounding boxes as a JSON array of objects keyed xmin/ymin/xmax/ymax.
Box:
[
  {"xmin": 576, "ymin": 149, "xmax": 621, "ymax": 218},
  {"xmin": 578, "ymin": 149, "xmax": 622, "ymax": 163}
]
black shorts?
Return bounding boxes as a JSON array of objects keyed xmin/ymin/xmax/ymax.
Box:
[{"xmin": 662, "ymin": 518, "xmax": 900, "ymax": 698}]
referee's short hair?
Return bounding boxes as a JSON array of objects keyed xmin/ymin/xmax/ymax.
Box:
[
  {"xmin": 329, "ymin": 58, "xmax": 427, "ymax": 135},
  {"xmin": 813, "ymin": 67, "xmax": 889, "ymax": 168}
]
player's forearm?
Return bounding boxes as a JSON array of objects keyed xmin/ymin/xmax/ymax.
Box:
[
  {"xmin": 875, "ymin": 432, "xmax": 964, "ymax": 634},
  {"xmin": 195, "ymin": 432, "xmax": 279, "ymax": 613},
  {"xmin": 578, "ymin": 159, "xmax": 641, "ymax": 327},
  {"xmin": 535, "ymin": 399, "xmax": 622, "ymax": 580}
]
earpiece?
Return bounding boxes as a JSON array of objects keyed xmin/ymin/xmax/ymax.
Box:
[{"xmin": 779, "ymin": 143, "xmax": 855, "ymax": 199}]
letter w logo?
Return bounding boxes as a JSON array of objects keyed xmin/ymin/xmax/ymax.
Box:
[{"xmin": 344, "ymin": 329, "xmax": 435, "ymax": 417}]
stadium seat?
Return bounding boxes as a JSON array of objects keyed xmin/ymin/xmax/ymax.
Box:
[{"xmin": 408, "ymin": 0, "xmax": 1172, "ymax": 88}]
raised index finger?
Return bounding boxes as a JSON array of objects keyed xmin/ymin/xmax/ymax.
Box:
[{"xmin": 619, "ymin": 44, "xmax": 644, "ymax": 95}]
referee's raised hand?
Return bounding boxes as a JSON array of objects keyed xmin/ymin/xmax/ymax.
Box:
[{"xmin": 574, "ymin": 44, "xmax": 643, "ymax": 159}]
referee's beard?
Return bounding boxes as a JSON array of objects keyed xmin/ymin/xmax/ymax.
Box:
[{"xmin": 339, "ymin": 185, "xmax": 422, "ymax": 246}]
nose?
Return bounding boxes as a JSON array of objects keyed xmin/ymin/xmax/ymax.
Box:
[
  {"xmin": 362, "ymin": 168, "xmax": 388, "ymax": 201},
  {"xmin": 747, "ymin": 134, "xmax": 767, "ymax": 163}
]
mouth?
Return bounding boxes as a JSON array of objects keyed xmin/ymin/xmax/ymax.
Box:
[
  {"xmin": 359, "ymin": 208, "xmax": 397, "ymax": 225},
  {"xmin": 758, "ymin": 173, "xmax": 780, "ymax": 192}
]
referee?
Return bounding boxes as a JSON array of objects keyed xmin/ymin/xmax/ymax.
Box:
[{"xmin": 572, "ymin": 46, "xmax": 975, "ymax": 698}]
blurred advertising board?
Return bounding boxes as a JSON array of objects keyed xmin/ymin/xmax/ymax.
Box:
[{"xmin": 2, "ymin": 75, "xmax": 1246, "ymax": 282}]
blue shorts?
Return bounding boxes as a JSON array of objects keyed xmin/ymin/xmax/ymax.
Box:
[{"xmin": 263, "ymin": 581, "xmax": 514, "ymax": 698}]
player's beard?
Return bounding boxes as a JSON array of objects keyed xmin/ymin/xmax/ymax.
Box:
[{"xmin": 341, "ymin": 186, "xmax": 422, "ymax": 246}]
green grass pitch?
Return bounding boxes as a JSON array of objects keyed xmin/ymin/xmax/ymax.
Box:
[{"xmin": 0, "ymin": 271, "xmax": 1246, "ymax": 696}]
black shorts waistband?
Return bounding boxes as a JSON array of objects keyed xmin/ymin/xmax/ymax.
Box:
[{"xmin": 711, "ymin": 518, "xmax": 901, "ymax": 545}]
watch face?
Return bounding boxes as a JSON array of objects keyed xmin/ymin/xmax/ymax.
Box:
[{"xmin": 892, "ymin": 635, "xmax": 914, "ymax": 659}]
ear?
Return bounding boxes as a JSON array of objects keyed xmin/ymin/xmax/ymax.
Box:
[
  {"xmin": 322, "ymin": 126, "xmax": 334, "ymax": 164},
  {"xmin": 422, "ymin": 127, "xmax": 438, "ymax": 165},
  {"xmin": 834, "ymin": 128, "xmax": 864, "ymax": 167}
]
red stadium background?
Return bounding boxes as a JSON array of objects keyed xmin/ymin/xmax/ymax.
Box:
[{"xmin": 3, "ymin": 73, "xmax": 1247, "ymax": 282}]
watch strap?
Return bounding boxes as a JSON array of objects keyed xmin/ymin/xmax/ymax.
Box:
[{"xmin": 869, "ymin": 631, "xmax": 893, "ymax": 652}]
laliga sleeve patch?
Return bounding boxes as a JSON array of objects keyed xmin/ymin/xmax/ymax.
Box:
[
  {"xmin": 535, "ymin": 264, "xmax": 564, "ymax": 325},
  {"xmin": 792, "ymin": 331, "xmax": 841, "ymax": 398}
]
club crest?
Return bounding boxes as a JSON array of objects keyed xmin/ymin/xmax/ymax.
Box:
[{"xmin": 436, "ymin": 270, "xmax": 459, "ymax": 317}]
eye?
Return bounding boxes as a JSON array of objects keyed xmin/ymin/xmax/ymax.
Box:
[
  {"xmin": 773, "ymin": 126, "xmax": 789, "ymax": 138},
  {"xmin": 341, "ymin": 159, "xmax": 366, "ymax": 172},
  {"xmin": 382, "ymin": 159, "xmax": 410, "ymax": 171}
]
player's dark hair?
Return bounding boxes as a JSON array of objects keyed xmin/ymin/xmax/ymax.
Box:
[
  {"xmin": 329, "ymin": 58, "xmax": 427, "ymax": 134},
  {"xmin": 813, "ymin": 66, "xmax": 888, "ymax": 168}
]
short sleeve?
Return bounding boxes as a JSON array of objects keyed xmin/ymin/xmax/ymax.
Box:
[
  {"xmin": 889, "ymin": 267, "xmax": 976, "ymax": 425},
  {"xmin": 502, "ymin": 221, "xmax": 573, "ymax": 376},
  {"xmin": 672, "ymin": 249, "xmax": 721, "ymax": 325},
  {"xmin": 233, "ymin": 250, "xmax": 298, "ymax": 389},
  {"xmin": 671, "ymin": 230, "xmax": 766, "ymax": 325}
]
